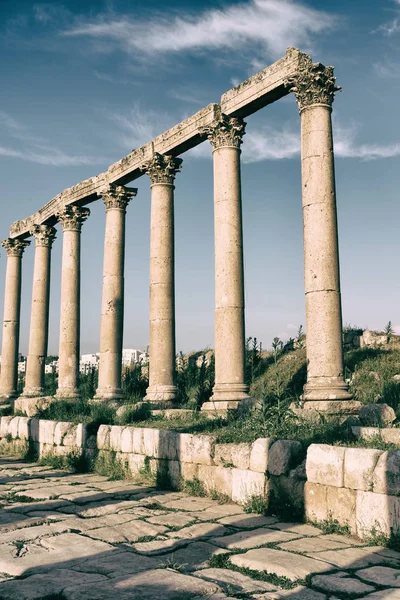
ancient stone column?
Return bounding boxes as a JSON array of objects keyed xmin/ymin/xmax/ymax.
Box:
[
  {"xmin": 0, "ymin": 238, "xmax": 30, "ymax": 402},
  {"xmin": 23, "ymin": 225, "xmax": 56, "ymax": 398},
  {"xmin": 95, "ymin": 184, "xmax": 137, "ymax": 401},
  {"xmin": 200, "ymin": 115, "xmax": 250, "ymax": 411},
  {"xmin": 55, "ymin": 206, "xmax": 90, "ymax": 399},
  {"xmin": 141, "ymin": 153, "xmax": 182, "ymax": 405},
  {"xmin": 286, "ymin": 56, "xmax": 356, "ymax": 414}
]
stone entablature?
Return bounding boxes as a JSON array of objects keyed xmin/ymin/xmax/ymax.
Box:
[{"xmin": 9, "ymin": 48, "xmax": 304, "ymax": 239}]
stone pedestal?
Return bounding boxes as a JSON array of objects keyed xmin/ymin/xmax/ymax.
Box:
[
  {"xmin": 95, "ymin": 185, "xmax": 136, "ymax": 401},
  {"xmin": 142, "ymin": 153, "xmax": 182, "ymax": 405},
  {"xmin": 55, "ymin": 206, "xmax": 90, "ymax": 399},
  {"xmin": 200, "ymin": 115, "xmax": 250, "ymax": 412},
  {"xmin": 286, "ymin": 57, "xmax": 355, "ymax": 413},
  {"xmin": 0, "ymin": 239, "xmax": 30, "ymax": 402},
  {"xmin": 23, "ymin": 225, "xmax": 56, "ymax": 398}
]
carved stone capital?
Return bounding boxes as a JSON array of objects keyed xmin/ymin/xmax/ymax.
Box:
[
  {"xmin": 98, "ymin": 184, "xmax": 137, "ymax": 211},
  {"xmin": 285, "ymin": 54, "xmax": 341, "ymax": 112},
  {"xmin": 1, "ymin": 238, "xmax": 30, "ymax": 257},
  {"xmin": 30, "ymin": 225, "xmax": 57, "ymax": 248},
  {"xmin": 200, "ymin": 114, "xmax": 246, "ymax": 150},
  {"xmin": 141, "ymin": 153, "xmax": 183, "ymax": 185},
  {"xmin": 56, "ymin": 205, "xmax": 90, "ymax": 232}
]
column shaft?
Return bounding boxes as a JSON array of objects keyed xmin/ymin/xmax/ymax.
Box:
[
  {"xmin": 142, "ymin": 153, "xmax": 181, "ymax": 404},
  {"xmin": 95, "ymin": 185, "xmax": 136, "ymax": 401},
  {"xmin": 0, "ymin": 239, "xmax": 29, "ymax": 401},
  {"xmin": 285, "ymin": 55, "xmax": 355, "ymax": 413},
  {"xmin": 24, "ymin": 226, "xmax": 56, "ymax": 398},
  {"xmin": 56, "ymin": 207, "xmax": 89, "ymax": 399}
]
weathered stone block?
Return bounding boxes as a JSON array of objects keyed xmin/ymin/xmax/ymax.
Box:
[
  {"xmin": 179, "ymin": 433, "xmax": 214, "ymax": 465},
  {"xmin": 109, "ymin": 426, "xmax": 123, "ymax": 452},
  {"xmin": 97, "ymin": 425, "xmax": 111, "ymax": 450},
  {"xmin": 372, "ymin": 451, "xmax": 400, "ymax": 495},
  {"xmin": 132, "ymin": 427, "xmax": 144, "ymax": 454},
  {"xmin": 268, "ymin": 440, "xmax": 302, "ymax": 476},
  {"xmin": 214, "ymin": 443, "xmax": 251, "ymax": 469},
  {"xmin": 159, "ymin": 430, "xmax": 179, "ymax": 460},
  {"xmin": 74, "ymin": 423, "xmax": 87, "ymax": 448},
  {"xmin": 304, "ymin": 482, "xmax": 328, "ymax": 523},
  {"xmin": 120, "ymin": 427, "xmax": 134, "ymax": 453},
  {"xmin": 18, "ymin": 417, "xmax": 30, "ymax": 440},
  {"xmin": 344, "ymin": 448, "xmax": 383, "ymax": 491},
  {"xmin": 197, "ymin": 465, "xmax": 233, "ymax": 497},
  {"xmin": 126, "ymin": 453, "xmax": 146, "ymax": 475},
  {"xmin": 0, "ymin": 416, "xmax": 13, "ymax": 438},
  {"xmin": 307, "ymin": 444, "xmax": 345, "ymax": 487},
  {"xmin": 39, "ymin": 420, "xmax": 56, "ymax": 445},
  {"xmin": 231, "ymin": 469, "xmax": 266, "ymax": 504},
  {"xmin": 9, "ymin": 417, "xmax": 20, "ymax": 439},
  {"xmin": 249, "ymin": 438, "xmax": 273, "ymax": 473},
  {"xmin": 54, "ymin": 422, "xmax": 72, "ymax": 446},
  {"xmin": 359, "ymin": 403, "xmax": 396, "ymax": 427},
  {"xmin": 326, "ymin": 486, "xmax": 357, "ymax": 532},
  {"xmin": 356, "ymin": 490, "xmax": 400, "ymax": 538},
  {"xmin": 143, "ymin": 428, "xmax": 160, "ymax": 458},
  {"xmin": 180, "ymin": 462, "xmax": 199, "ymax": 482}
]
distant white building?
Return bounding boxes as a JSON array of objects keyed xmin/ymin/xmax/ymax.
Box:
[
  {"xmin": 45, "ymin": 360, "xmax": 58, "ymax": 374},
  {"xmin": 80, "ymin": 353, "xmax": 99, "ymax": 374},
  {"xmin": 122, "ymin": 349, "xmax": 144, "ymax": 367}
]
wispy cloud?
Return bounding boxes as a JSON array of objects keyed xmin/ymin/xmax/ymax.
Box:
[
  {"xmin": 0, "ymin": 109, "xmax": 106, "ymax": 166},
  {"xmin": 107, "ymin": 103, "xmax": 176, "ymax": 150},
  {"xmin": 63, "ymin": 0, "xmax": 337, "ymax": 61},
  {"xmin": 373, "ymin": 57, "xmax": 400, "ymax": 79},
  {"xmin": 375, "ymin": 0, "xmax": 400, "ymax": 35}
]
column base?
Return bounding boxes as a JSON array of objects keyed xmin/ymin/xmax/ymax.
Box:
[
  {"xmin": 201, "ymin": 396, "xmax": 255, "ymax": 417},
  {"xmin": 302, "ymin": 378, "xmax": 353, "ymax": 402},
  {"xmin": 145, "ymin": 385, "xmax": 177, "ymax": 405},
  {"xmin": 300, "ymin": 399, "xmax": 362, "ymax": 415},
  {"xmin": 0, "ymin": 392, "xmax": 18, "ymax": 404},
  {"xmin": 14, "ymin": 396, "xmax": 54, "ymax": 417},
  {"xmin": 210, "ymin": 383, "xmax": 250, "ymax": 402},
  {"xmin": 22, "ymin": 387, "xmax": 46, "ymax": 398},
  {"xmin": 55, "ymin": 388, "xmax": 80, "ymax": 401},
  {"xmin": 93, "ymin": 388, "xmax": 124, "ymax": 402}
]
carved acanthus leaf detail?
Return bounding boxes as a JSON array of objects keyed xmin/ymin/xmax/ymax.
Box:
[
  {"xmin": 1, "ymin": 238, "xmax": 30, "ymax": 257},
  {"xmin": 56, "ymin": 206, "xmax": 90, "ymax": 232},
  {"xmin": 30, "ymin": 225, "xmax": 57, "ymax": 247},
  {"xmin": 200, "ymin": 114, "xmax": 246, "ymax": 150},
  {"xmin": 98, "ymin": 184, "xmax": 137, "ymax": 211},
  {"xmin": 141, "ymin": 153, "xmax": 183, "ymax": 185},
  {"xmin": 284, "ymin": 54, "xmax": 341, "ymax": 111}
]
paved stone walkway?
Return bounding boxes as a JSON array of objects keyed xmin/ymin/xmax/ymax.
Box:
[{"xmin": 0, "ymin": 457, "xmax": 399, "ymax": 599}]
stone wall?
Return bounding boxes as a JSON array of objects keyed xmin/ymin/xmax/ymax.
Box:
[
  {"xmin": 305, "ymin": 443, "xmax": 400, "ymax": 539},
  {"xmin": 0, "ymin": 416, "xmax": 305, "ymax": 506}
]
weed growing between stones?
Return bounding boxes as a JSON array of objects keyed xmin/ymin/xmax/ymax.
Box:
[
  {"xmin": 208, "ymin": 553, "xmax": 296, "ymax": 590},
  {"xmin": 365, "ymin": 525, "xmax": 400, "ymax": 552},
  {"xmin": 158, "ymin": 557, "xmax": 187, "ymax": 571},
  {"xmin": 94, "ymin": 450, "xmax": 129, "ymax": 480},
  {"xmin": 181, "ymin": 477, "xmax": 207, "ymax": 497},
  {"xmin": 39, "ymin": 450, "xmax": 88, "ymax": 473},
  {"xmin": 311, "ymin": 513, "xmax": 352, "ymax": 536},
  {"xmin": 243, "ymin": 495, "xmax": 268, "ymax": 515}
]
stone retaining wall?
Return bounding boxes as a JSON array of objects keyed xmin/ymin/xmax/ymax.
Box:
[
  {"xmin": 305, "ymin": 443, "xmax": 400, "ymax": 539},
  {"xmin": 2, "ymin": 416, "xmax": 399, "ymax": 539},
  {"xmin": 0, "ymin": 416, "xmax": 305, "ymax": 506}
]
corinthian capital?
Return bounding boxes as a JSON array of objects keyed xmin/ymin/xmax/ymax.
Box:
[
  {"xmin": 200, "ymin": 114, "xmax": 246, "ymax": 151},
  {"xmin": 285, "ymin": 54, "xmax": 341, "ymax": 112},
  {"xmin": 98, "ymin": 184, "xmax": 137, "ymax": 211},
  {"xmin": 1, "ymin": 238, "xmax": 30, "ymax": 257},
  {"xmin": 56, "ymin": 205, "xmax": 90, "ymax": 232},
  {"xmin": 141, "ymin": 153, "xmax": 182, "ymax": 185},
  {"xmin": 30, "ymin": 224, "xmax": 57, "ymax": 247}
]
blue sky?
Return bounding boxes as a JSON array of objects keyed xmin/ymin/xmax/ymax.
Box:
[{"xmin": 0, "ymin": 0, "xmax": 399, "ymax": 355}]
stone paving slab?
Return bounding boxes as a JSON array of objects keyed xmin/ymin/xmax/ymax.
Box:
[{"xmin": 0, "ymin": 456, "xmax": 398, "ymax": 600}]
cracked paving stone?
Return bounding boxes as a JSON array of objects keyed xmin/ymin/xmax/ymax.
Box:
[
  {"xmin": 253, "ymin": 587, "xmax": 326, "ymax": 599},
  {"xmin": 71, "ymin": 549, "xmax": 159, "ymax": 577},
  {"xmin": 269, "ymin": 523, "xmax": 323, "ymax": 537},
  {"xmin": 279, "ymin": 536, "xmax": 351, "ymax": 553},
  {"xmin": 25, "ymin": 510, "xmax": 76, "ymax": 520},
  {"xmin": 61, "ymin": 499, "xmax": 139, "ymax": 517},
  {"xmin": 0, "ymin": 513, "xmax": 45, "ymax": 532},
  {"xmin": 162, "ymin": 498, "xmax": 218, "ymax": 511},
  {"xmin": 132, "ymin": 537, "xmax": 192, "ymax": 555},
  {"xmin": 146, "ymin": 513, "xmax": 195, "ymax": 528},
  {"xmin": 0, "ymin": 521, "xmax": 71, "ymax": 545},
  {"xmin": 64, "ymin": 513, "xmax": 142, "ymax": 531},
  {"xmin": 212, "ymin": 527, "xmax": 300, "ymax": 550},
  {"xmin": 311, "ymin": 572, "xmax": 376, "ymax": 596},
  {"xmin": 0, "ymin": 569, "xmax": 108, "ymax": 599},
  {"xmin": 230, "ymin": 548, "xmax": 332, "ymax": 581},
  {"xmin": 192, "ymin": 567, "xmax": 277, "ymax": 593},
  {"xmin": 217, "ymin": 514, "xmax": 279, "ymax": 528},
  {"xmin": 356, "ymin": 565, "xmax": 400, "ymax": 587},
  {"xmin": 307, "ymin": 546, "xmax": 400, "ymax": 569},
  {"xmin": 159, "ymin": 541, "xmax": 228, "ymax": 571},
  {"xmin": 167, "ymin": 522, "xmax": 228, "ymax": 540},
  {"xmin": 358, "ymin": 591, "xmax": 400, "ymax": 599},
  {"xmin": 0, "ymin": 532, "xmax": 116, "ymax": 577},
  {"xmin": 85, "ymin": 520, "xmax": 168, "ymax": 543},
  {"xmin": 7, "ymin": 500, "xmax": 72, "ymax": 514},
  {"xmin": 62, "ymin": 568, "xmax": 220, "ymax": 600}
]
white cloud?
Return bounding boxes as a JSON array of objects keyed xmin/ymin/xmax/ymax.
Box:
[
  {"xmin": 373, "ymin": 58, "xmax": 400, "ymax": 79},
  {"xmin": 375, "ymin": 1, "xmax": 400, "ymax": 35},
  {"xmin": 63, "ymin": 0, "xmax": 337, "ymax": 60},
  {"xmin": 107, "ymin": 103, "xmax": 174, "ymax": 150}
]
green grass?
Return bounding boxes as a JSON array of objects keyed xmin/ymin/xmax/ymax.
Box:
[
  {"xmin": 311, "ymin": 513, "xmax": 352, "ymax": 536},
  {"xmin": 208, "ymin": 553, "xmax": 296, "ymax": 589},
  {"xmin": 39, "ymin": 450, "xmax": 88, "ymax": 473},
  {"xmin": 93, "ymin": 450, "xmax": 129, "ymax": 480},
  {"xmin": 243, "ymin": 495, "xmax": 268, "ymax": 515}
]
